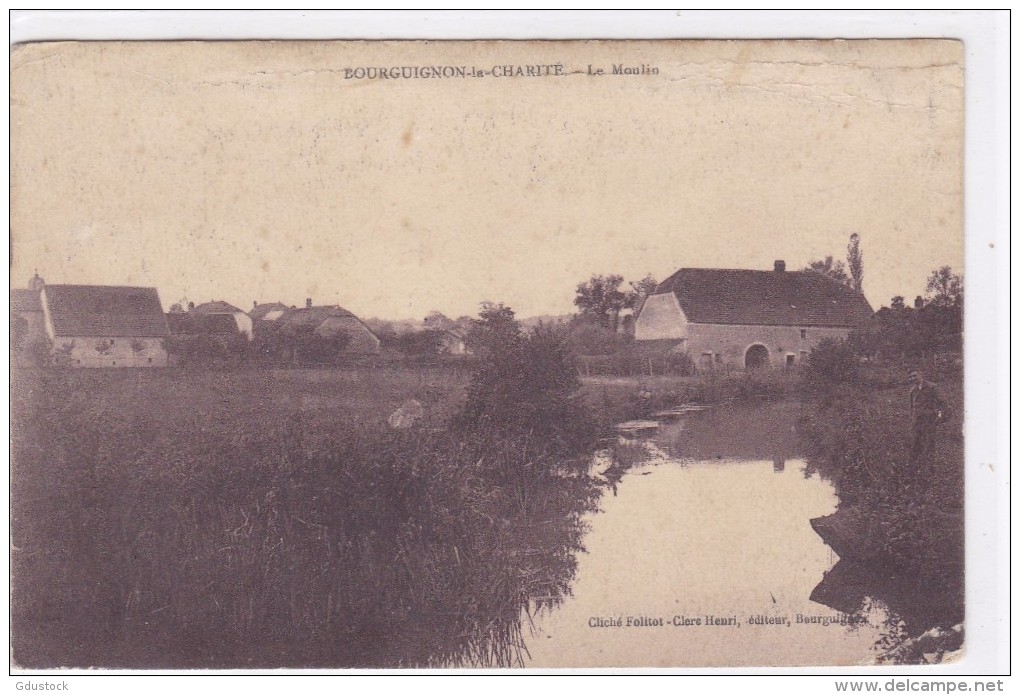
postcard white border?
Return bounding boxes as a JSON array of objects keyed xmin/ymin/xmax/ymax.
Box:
[{"xmin": 5, "ymin": 9, "xmax": 1009, "ymax": 686}]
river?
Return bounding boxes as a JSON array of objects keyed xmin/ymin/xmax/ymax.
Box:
[{"xmin": 523, "ymin": 402, "xmax": 900, "ymax": 668}]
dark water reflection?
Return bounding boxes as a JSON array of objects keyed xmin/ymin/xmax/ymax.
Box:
[{"xmin": 519, "ymin": 402, "xmax": 936, "ymax": 667}]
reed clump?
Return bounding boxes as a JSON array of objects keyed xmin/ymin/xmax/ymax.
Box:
[{"xmin": 11, "ymin": 354, "xmax": 600, "ymax": 668}]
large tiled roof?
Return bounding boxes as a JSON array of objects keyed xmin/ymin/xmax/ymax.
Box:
[
  {"xmin": 43, "ymin": 284, "xmax": 168, "ymax": 338},
  {"xmin": 652, "ymin": 268, "xmax": 874, "ymax": 328},
  {"xmin": 11, "ymin": 288, "xmax": 42, "ymax": 312},
  {"xmin": 249, "ymin": 302, "xmax": 290, "ymax": 321},
  {"xmin": 276, "ymin": 306, "xmax": 360, "ymax": 332},
  {"xmin": 191, "ymin": 300, "xmax": 243, "ymax": 314},
  {"xmin": 166, "ymin": 312, "xmax": 240, "ymax": 336}
]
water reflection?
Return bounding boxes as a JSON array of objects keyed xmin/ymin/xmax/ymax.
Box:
[{"xmin": 523, "ymin": 404, "xmax": 911, "ymax": 667}]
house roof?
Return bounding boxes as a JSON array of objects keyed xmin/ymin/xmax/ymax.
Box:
[
  {"xmin": 167, "ymin": 312, "xmax": 240, "ymax": 336},
  {"xmin": 250, "ymin": 302, "xmax": 290, "ymax": 321},
  {"xmin": 11, "ymin": 288, "xmax": 42, "ymax": 312},
  {"xmin": 652, "ymin": 268, "xmax": 874, "ymax": 328},
  {"xmin": 43, "ymin": 284, "xmax": 169, "ymax": 338},
  {"xmin": 191, "ymin": 300, "xmax": 243, "ymax": 314},
  {"xmin": 276, "ymin": 306, "xmax": 359, "ymax": 331},
  {"xmin": 274, "ymin": 305, "xmax": 379, "ymax": 340}
]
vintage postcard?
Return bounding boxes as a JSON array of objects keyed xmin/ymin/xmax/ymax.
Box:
[{"xmin": 10, "ymin": 38, "xmax": 967, "ymax": 670}]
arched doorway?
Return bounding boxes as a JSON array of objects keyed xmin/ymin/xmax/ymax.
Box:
[{"xmin": 745, "ymin": 344, "xmax": 769, "ymax": 369}]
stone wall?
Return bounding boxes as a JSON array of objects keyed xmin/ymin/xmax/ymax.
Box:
[{"xmin": 684, "ymin": 323, "xmax": 852, "ymax": 370}]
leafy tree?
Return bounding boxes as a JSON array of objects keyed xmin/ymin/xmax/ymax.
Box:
[
  {"xmin": 890, "ymin": 296, "xmax": 906, "ymax": 310},
  {"xmin": 466, "ymin": 302, "xmax": 523, "ymax": 357},
  {"xmin": 805, "ymin": 256, "xmax": 851, "ymax": 288},
  {"xmin": 924, "ymin": 266, "xmax": 963, "ymax": 308},
  {"xmin": 847, "ymin": 233, "xmax": 864, "ymax": 293},
  {"xmin": 574, "ymin": 274, "xmax": 628, "ymax": 329},
  {"xmin": 458, "ymin": 312, "xmax": 594, "ymax": 456}
]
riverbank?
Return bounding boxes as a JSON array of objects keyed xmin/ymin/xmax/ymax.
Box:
[
  {"xmin": 579, "ymin": 368, "xmax": 797, "ymax": 428},
  {"xmin": 799, "ymin": 357, "xmax": 964, "ymax": 642}
]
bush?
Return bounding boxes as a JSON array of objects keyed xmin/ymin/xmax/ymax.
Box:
[
  {"xmin": 251, "ymin": 323, "xmax": 350, "ymax": 365},
  {"xmin": 804, "ymin": 338, "xmax": 858, "ymax": 391},
  {"xmin": 458, "ymin": 324, "xmax": 596, "ymax": 458}
]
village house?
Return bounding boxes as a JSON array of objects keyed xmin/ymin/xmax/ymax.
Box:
[
  {"xmin": 438, "ymin": 328, "xmax": 470, "ymax": 356},
  {"xmin": 190, "ymin": 300, "xmax": 253, "ymax": 340},
  {"xmin": 634, "ymin": 261, "xmax": 874, "ymax": 370},
  {"xmin": 270, "ymin": 299, "xmax": 381, "ymax": 355},
  {"xmin": 249, "ymin": 301, "xmax": 290, "ymax": 323},
  {"xmin": 40, "ymin": 284, "xmax": 170, "ymax": 367}
]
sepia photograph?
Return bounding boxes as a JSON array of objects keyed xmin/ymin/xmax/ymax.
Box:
[{"xmin": 7, "ymin": 14, "xmax": 1003, "ymax": 678}]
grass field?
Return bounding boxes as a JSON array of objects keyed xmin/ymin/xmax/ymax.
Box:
[{"xmin": 24, "ymin": 364, "xmax": 472, "ymax": 426}]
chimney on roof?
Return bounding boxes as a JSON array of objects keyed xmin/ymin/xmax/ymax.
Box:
[
  {"xmin": 306, "ymin": 298, "xmax": 312, "ymax": 308},
  {"xmin": 188, "ymin": 301, "xmax": 195, "ymax": 311},
  {"xmin": 253, "ymin": 300, "xmax": 258, "ymax": 308},
  {"xmin": 774, "ymin": 260, "xmax": 786, "ymax": 273},
  {"xmin": 914, "ymin": 295, "xmax": 924, "ymax": 310}
]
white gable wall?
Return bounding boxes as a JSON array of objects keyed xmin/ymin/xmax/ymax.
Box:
[
  {"xmin": 231, "ymin": 312, "xmax": 254, "ymax": 340},
  {"xmin": 634, "ymin": 292, "xmax": 688, "ymax": 340}
]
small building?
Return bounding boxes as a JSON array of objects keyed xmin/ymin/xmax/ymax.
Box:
[
  {"xmin": 439, "ymin": 328, "xmax": 470, "ymax": 356},
  {"xmin": 40, "ymin": 284, "xmax": 169, "ymax": 367},
  {"xmin": 190, "ymin": 300, "xmax": 253, "ymax": 340},
  {"xmin": 634, "ymin": 261, "xmax": 873, "ymax": 370}
]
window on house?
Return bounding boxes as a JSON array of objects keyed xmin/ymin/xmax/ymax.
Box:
[
  {"xmin": 800, "ymin": 329, "xmax": 807, "ymax": 339},
  {"xmin": 714, "ymin": 353, "xmax": 723, "ymax": 364},
  {"xmin": 786, "ymin": 354, "xmax": 795, "ymax": 368},
  {"xmin": 148, "ymin": 358, "xmax": 153, "ymax": 363}
]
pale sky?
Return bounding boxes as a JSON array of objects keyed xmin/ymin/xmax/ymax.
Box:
[{"xmin": 10, "ymin": 40, "xmax": 963, "ymax": 320}]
